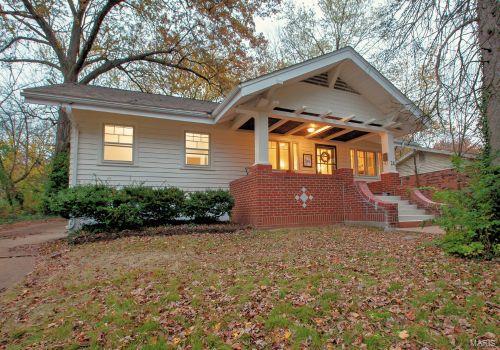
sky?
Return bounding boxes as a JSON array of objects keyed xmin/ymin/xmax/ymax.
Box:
[{"xmin": 254, "ymin": 0, "xmax": 319, "ymax": 40}]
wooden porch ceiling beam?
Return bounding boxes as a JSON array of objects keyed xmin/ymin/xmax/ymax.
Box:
[
  {"xmin": 237, "ymin": 106, "xmax": 390, "ymax": 134},
  {"xmin": 305, "ymin": 125, "xmax": 332, "ymax": 139},
  {"xmin": 340, "ymin": 115, "xmax": 354, "ymax": 122},
  {"xmin": 324, "ymin": 128, "xmax": 352, "ymax": 140},
  {"xmin": 327, "ymin": 62, "xmax": 344, "ymax": 88},
  {"xmin": 231, "ymin": 114, "xmax": 252, "ymax": 130},
  {"xmin": 268, "ymin": 118, "xmax": 288, "ymax": 132},
  {"xmin": 294, "ymin": 105, "xmax": 307, "ymax": 115},
  {"xmin": 346, "ymin": 132, "xmax": 378, "ymax": 144},
  {"xmin": 285, "ymin": 123, "xmax": 309, "ymax": 135}
]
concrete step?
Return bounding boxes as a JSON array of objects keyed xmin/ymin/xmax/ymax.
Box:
[
  {"xmin": 374, "ymin": 195, "xmax": 402, "ymax": 203},
  {"xmin": 398, "ymin": 214, "xmax": 435, "ymax": 222},
  {"xmin": 398, "ymin": 204, "xmax": 418, "ymax": 210},
  {"xmin": 398, "ymin": 208, "xmax": 428, "ymax": 215}
]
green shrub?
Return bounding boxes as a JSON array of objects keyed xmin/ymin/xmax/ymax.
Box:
[
  {"xmin": 435, "ymin": 157, "xmax": 499, "ymax": 259},
  {"xmin": 41, "ymin": 151, "xmax": 69, "ymax": 214},
  {"xmin": 50, "ymin": 184, "xmax": 185, "ymax": 231},
  {"xmin": 184, "ymin": 189, "xmax": 234, "ymax": 223}
]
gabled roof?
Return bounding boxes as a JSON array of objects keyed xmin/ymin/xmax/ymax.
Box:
[
  {"xmin": 213, "ymin": 46, "xmax": 423, "ymax": 123},
  {"xmin": 395, "ymin": 143, "xmax": 478, "ymax": 165},
  {"xmin": 22, "ymin": 83, "xmax": 218, "ymax": 118}
]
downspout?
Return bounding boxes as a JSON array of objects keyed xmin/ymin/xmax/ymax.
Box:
[{"xmin": 63, "ymin": 104, "xmax": 78, "ymax": 230}]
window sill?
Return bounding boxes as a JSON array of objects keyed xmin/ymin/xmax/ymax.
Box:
[
  {"xmin": 180, "ymin": 166, "xmax": 214, "ymax": 171},
  {"xmin": 97, "ymin": 162, "xmax": 139, "ymax": 168}
]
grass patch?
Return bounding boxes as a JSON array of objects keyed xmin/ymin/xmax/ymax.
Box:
[{"xmin": 0, "ymin": 225, "xmax": 497, "ymax": 349}]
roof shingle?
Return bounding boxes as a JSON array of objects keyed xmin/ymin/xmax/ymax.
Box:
[{"xmin": 22, "ymin": 84, "xmax": 219, "ymax": 114}]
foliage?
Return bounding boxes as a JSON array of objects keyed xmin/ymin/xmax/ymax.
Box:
[
  {"xmin": 68, "ymin": 223, "xmax": 250, "ymax": 245},
  {"xmin": 0, "ymin": 71, "xmax": 54, "ymax": 216},
  {"xmin": 49, "ymin": 185, "xmax": 234, "ymax": 230},
  {"xmin": 49, "ymin": 185, "xmax": 184, "ymax": 231},
  {"xmin": 1, "ymin": 226, "xmax": 498, "ymax": 348},
  {"xmin": 41, "ymin": 151, "xmax": 69, "ymax": 214},
  {"xmin": 184, "ymin": 189, "xmax": 235, "ymax": 223},
  {"xmin": 435, "ymin": 158, "xmax": 500, "ymax": 258}
]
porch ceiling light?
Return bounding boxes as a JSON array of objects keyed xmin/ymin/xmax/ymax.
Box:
[{"xmin": 307, "ymin": 127, "xmax": 315, "ymax": 133}]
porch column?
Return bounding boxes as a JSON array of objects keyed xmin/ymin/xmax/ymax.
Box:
[
  {"xmin": 254, "ymin": 112, "xmax": 269, "ymax": 165},
  {"xmin": 380, "ymin": 131, "xmax": 396, "ymax": 173}
]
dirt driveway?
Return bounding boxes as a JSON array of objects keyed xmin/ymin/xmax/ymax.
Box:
[{"xmin": 0, "ymin": 218, "xmax": 67, "ymax": 292}]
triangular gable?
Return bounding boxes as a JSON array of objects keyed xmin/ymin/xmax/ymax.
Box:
[{"xmin": 213, "ymin": 47, "xmax": 422, "ymax": 127}]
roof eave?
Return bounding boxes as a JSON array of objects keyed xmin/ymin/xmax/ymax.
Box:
[{"xmin": 22, "ymin": 91, "xmax": 215, "ymax": 124}]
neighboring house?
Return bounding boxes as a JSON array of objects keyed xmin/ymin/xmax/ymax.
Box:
[
  {"xmin": 22, "ymin": 47, "xmax": 434, "ymax": 228},
  {"xmin": 396, "ymin": 144, "xmax": 476, "ymax": 191}
]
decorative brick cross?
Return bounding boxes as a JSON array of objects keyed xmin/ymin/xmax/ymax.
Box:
[{"xmin": 295, "ymin": 187, "xmax": 314, "ymax": 208}]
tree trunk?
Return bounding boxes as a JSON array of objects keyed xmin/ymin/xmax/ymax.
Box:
[
  {"xmin": 477, "ymin": 0, "xmax": 500, "ymax": 164},
  {"xmin": 55, "ymin": 108, "xmax": 71, "ymax": 154},
  {"xmin": 55, "ymin": 75, "xmax": 77, "ymax": 155}
]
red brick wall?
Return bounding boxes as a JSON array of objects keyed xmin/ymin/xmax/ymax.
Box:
[
  {"xmin": 230, "ymin": 166, "xmax": 398, "ymax": 228},
  {"xmin": 400, "ymin": 168, "xmax": 468, "ymax": 192},
  {"xmin": 367, "ymin": 172, "xmax": 402, "ymax": 196}
]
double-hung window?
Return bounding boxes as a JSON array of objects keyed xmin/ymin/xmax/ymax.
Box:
[
  {"xmin": 185, "ymin": 132, "xmax": 210, "ymax": 166},
  {"xmin": 350, "ymin": 149, "xmax": 379, "ymax": 177},
  {"xmin": 103, "ymin": 124, "xmax": 134, "ymax": 162},
  {"xmin": 269, "ymin": 141, "xmax": 290, "ymax": 170}
]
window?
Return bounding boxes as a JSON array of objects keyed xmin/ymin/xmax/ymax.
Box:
[
  {"xmin": 292, "ymin": 142, "xmax": 299, "ymax": 171},
  {"xmin": 350, "ymin": 149, "xmax": 380, "ymax": 177},
  {"xmin": 185, "ymin": 132, "xmax": 210, "ymax": 166},
  {"xmin": 316, "ymin": 145, "xmax": 337, "ymax": 175},
  {"xmin": 269, "ymin": 141, "xmax": 290, "ymax": 170},
  {"xmin": 103, "ymin": 124, "xmax": 134, "ymax": 162}
]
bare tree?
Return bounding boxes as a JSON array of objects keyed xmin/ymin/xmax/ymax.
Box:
[
  {"xmin": 0, "ymin": 67, "xmax": 55, "ymax": 208},
  {"xmin": 274, "ymin": 0, "xmax": 376, "ymax": 64},
  {"xmin": 0, "ymin": 0, "xmax": 280, "ymax": 155},
  {"xmin": 377, "ymin": 0, "xmax": 498, "ymax": 160}
]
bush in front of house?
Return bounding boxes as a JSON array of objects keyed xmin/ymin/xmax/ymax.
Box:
[
  {"xmin": 49, "ymin": 184, "xmax": 235, "ymax": 231},
  {"xmin": 184, "ymin": 189, "xmax": 235, "ymax": 223},
  {"xmin": 50, "ymin": 184, "xmax": 186, "ymax": 231},
  {"xmin": 434, "ymin": 156, "xmax": 499, "ymax": 259}
]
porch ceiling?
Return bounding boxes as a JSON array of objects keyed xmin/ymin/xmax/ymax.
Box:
[{"xmin": 235, "ymin": 115, "xmax": 379, "ymax": 143}]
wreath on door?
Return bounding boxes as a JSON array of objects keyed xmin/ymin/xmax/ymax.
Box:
[{"xmin": 320, "ymin": 151, "xmax": 331, "ymax": 163}]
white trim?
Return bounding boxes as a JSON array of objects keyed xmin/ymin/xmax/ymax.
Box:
[
  {"xmin": 213, "ymin": 46, "xmax": 423, "ymax": 123},
  {"xmin": 183, "ymin": 130, "xmax": 212, "ymax": 168},
  {"xmin": 22, "ymin": 92, "xmax": 214, "ymax": 124},
  {"xmin": 101, "ymin": 122, "xmax": 136, "ymax": 165}
]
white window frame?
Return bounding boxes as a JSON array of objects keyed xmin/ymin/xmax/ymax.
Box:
[
  {"xmin": 350, "ymin": 148, "xmax": 380, "ymax": 177},
  {"xmin": 184, "ymin": 131, "xmax": 211, "ymax": 168},
  {"xmin": 102, "ymin": 123, "xmax": 135, "ymax": 164}
]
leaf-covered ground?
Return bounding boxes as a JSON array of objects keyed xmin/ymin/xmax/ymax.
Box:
[{"xmin": 0, "ymin": 226, "xmax": 498, "ymax": 349}]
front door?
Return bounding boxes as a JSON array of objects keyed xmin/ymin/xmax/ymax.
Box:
[{"xmin": 316, "ymin": 145, "xmax": 337, "ymax": 175}]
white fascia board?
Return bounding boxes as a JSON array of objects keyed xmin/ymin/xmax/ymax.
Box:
[
  {"xmin": 22, "ymin": 92, "xmax": 215, "ymax": 124},
  {"xmin": 213, "ymin": 46, "xmax": 423, "ymax": 124}
]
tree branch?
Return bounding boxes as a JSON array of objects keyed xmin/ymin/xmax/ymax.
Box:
[
  {"xmin": 73, "ymin": 0, "xmax": 125, "ymax": 75},
  {"xmin": 0, "ymin": 58, "xmax": 62, "ymax": 71},
  {"xmin": 20, "ymin": 0, "xmax": 67, "ymax": 67}
]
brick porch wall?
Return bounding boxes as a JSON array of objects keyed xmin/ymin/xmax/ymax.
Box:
[
  {"xmin": 400, "ymin": 168, "xmax": 469, "ymax": 194},
  {"xmin": 230, "ymin": 165, "xmax": 398, "ymax": 228}
]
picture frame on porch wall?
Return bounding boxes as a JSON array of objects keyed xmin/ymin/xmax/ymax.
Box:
[{"xmin": 303, "ymin": 153, "xmax": 313, "ymax": 168}]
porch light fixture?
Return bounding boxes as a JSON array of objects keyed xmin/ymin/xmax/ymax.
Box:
[{"xmin": 307, "ymin": 127, "xmax": 315, "ymax": 133}]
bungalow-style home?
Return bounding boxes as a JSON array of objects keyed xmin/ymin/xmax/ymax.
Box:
[{"xmin": 22, "ymin": 47, "xmax": 436, "ymax": 229}]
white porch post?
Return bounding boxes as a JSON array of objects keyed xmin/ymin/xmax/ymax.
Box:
[
  {"xmin": 254, "ymin": 112, "xmax": 269, "ymax": 165},
  {"xmin": 380, "ymin": 131, "xmax": 397, "ymax": 173}
]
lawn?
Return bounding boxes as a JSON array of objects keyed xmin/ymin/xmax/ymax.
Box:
[{"xmin": 0, "ymin": 226, "xmax": 498, "ymax": 349}]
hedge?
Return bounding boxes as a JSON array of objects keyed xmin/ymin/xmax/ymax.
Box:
[{"xmin": 49, "ymin": 184, "xmax": 234, "ymax": 231}]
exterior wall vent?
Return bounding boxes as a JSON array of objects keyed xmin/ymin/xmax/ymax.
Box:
[{"xmin": 302, "ymin": 74, "xmax": 360, "ymax": 95}]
